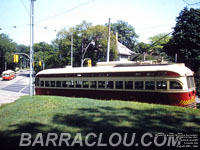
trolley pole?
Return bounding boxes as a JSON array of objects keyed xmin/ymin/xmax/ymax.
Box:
[{"xmin": 30, "ymin": 0, "xmax": 36, "ymax": 96}]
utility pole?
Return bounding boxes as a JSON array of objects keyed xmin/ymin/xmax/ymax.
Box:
[
  {"xmin": 42, "ymin": 48, "xmax": 45, "ymax": 70},
  {"xmin": 175, "ymin": 53, "xmax": 177, "ymax": 63},
  {"xmin": 106, "ymin": 18, "xmax": 111, "ymax": 62},
  {"xmin": 5, "ymin": 62, "xmax": 7, "ymax": 71},
  {"xmin": 71, "ymin": 35, "xmax": 73, "ymax": 67},
  {"xmin": 30, "ymin": 0, "xmax": 36, "ymax": 96}
]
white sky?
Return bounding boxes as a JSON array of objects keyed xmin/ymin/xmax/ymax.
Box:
[{"xmin": 0, "ymin": 0, "xmax": 199, "ymax": 45}]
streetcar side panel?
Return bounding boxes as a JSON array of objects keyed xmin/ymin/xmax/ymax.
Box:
[{"xmin": 35, "ymin": 74, "xmax": 196, "ymax": 108}]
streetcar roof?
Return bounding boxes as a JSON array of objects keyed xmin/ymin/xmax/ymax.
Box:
[
  {"xmin": 2, "ymin": 70, "xmax": 15, "ymax": 74},
  {"xmin": 36, "ymin": 63, "xmax": 193, "ymax": 77}
]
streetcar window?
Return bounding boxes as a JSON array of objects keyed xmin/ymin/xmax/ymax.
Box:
[
  {"xmin": 90, "ymin": 81, "xmax": 97, "ymax": 88},
  {"xmin": 157, "ymin": 81, "xmax": 167, "ymax": 90},
  {"xmin": 187, "ymin": 77, "xmax": 191, "ymax": 89},
  {"xmin": 56, "ymin": 81, "xmax": 61, "ymax": 87},
  {"xmin": 187, "ymin": 76, "xmax": 195, "ymax": 89},
  {"xmin": 62, "ymin": 81, "xmax": 68, "ymax": 87},
  {"xmin": 69, "ymin": 81, "xmax": 74, "ymax": 88},
  {"xmin": 135, "ymin": 81, "xmax": 144, "ymax": 90},
  {"xmin": 45, "ymin": 81, "xmax": 50, "ymax": 87},
  {"xmin": 190, "ymin": 77, "xmax": 195, "ymax": 88},
  {"xmin": 107, "ymin": 81, "xmax": 114, "ymax": 89},
  {"xmin": 98, "ymin": 81, "xmax": 105, "ymax": 88},
  {"xmin": 41, "ymin": 81, "xmax": 44, "ymax": 87},
  {"xmin": 51, "ymin": 81, "xmax": 55, "ymax": 87},
  {"xmin": 145, "ymin": 81, "xmax": 155, "ymax": 90},
  {"xmin": 170, "ymin": 81, "xmax": 182, "ymax": 89},
  {"xmin": 36, "ymin": 78, "xmax": 40, "ymax": 86},
  {"xmin": 75, "ymin": 81, "xmax": 82, "ymax": 88},
  {"xmin": 4, "ymin": 74, "xmax": 9, "ymax": 77},
  {"xmin": 83, "ymin": 81, "xmax": 89, "ymax": 88},
  {"xmin": 116, "ymin": 81, "xmax": 123, "ymax": 89},
  {"xmin": 125, "ymin": 81, "xmax": 133, "ymax": 89}
]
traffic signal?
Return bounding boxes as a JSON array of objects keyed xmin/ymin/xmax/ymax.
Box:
[
  {"xmin": 13, "ymin": 54, "xmax": 16, "ymax": 63},
  {"xmin": 14, "ymin": 54, "xmax": 19, "ymax": 63},
  {"xmin": 39, "ymin": 61, "xmax": 42, "ymax": 67},
  {"xmin": 88, "ymin": 59, "xmax": 91, "ymax": 67}
]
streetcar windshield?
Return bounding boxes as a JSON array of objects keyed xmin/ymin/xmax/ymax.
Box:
[
  {"xmin": 3, "ymin": 74, "xmax": 9, "ymax": 77},
  {"xmin": 187, "ymin": 76, "xmax": 195, "ymax": 89}
]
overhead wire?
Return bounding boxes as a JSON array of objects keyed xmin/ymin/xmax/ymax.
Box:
[
  {"xmin": 147, "ymin": 31, "xmax": 173, "ymax": 49},
  {"xmin": 35, "ymin": 0, "xmax": 95, "ymax": 24},
  {"xmin": 0, "ymin": 24, "xmax": 59, "ymax": 33},
  {"xmin": 20, "ymin": 0, "xmax": 30, "ymax": 15},
  {"xmin": 182, "ymin": 0, "xmax": 200, "ymax": 6},
  {"xmin": 0, "ymin": 24, "xmax": 29, "ymax": 30},
  {"xmin": 35, "ymin": 25, "xmax": 57, "ymax": 32},
  {"xmin": 131, "ymin": 31, "xmax": 174, "ymax": 60},
  {"xmin": 0, "ymin": 0, "xmax": 180, "ymax": 44},
  {"xmin": 0, "ymin": 22, "xmax": 173, "ymax": 34},
  {"xmin": 1, "ymin": 0, "xmax": 95, "ymax": 32}
]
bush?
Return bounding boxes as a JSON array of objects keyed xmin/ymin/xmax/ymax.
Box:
[{"xmin": 195, "ymin": 68, "xmax": 200, "ymax": 96}]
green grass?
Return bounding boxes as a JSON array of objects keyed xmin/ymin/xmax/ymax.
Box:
[{"xmin": 0, "ymin": 96, "xmax": 200, "ymax": 148}]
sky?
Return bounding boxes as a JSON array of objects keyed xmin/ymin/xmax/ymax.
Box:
[{"xmin": 0, "ymin": 0, "xmax": 199, "ymax": 46}]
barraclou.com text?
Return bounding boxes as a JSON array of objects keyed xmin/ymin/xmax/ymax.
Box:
[{"xmin": 19, "ymin": 132, "xmax": 184, "ymax": 147}]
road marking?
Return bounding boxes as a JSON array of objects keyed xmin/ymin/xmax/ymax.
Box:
[{"xmin": 19, "ymin": 85, "xmax": 29, "ymax": 93}]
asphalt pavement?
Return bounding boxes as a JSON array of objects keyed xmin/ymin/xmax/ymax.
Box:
[{"xmin": 0, "ymin": 70, "xmax": 29, "ymax": 106}]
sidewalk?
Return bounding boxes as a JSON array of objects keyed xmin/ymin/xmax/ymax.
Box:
[{"xmin": 0, "ymin": 90, "xmax": 26, "ymax": 107}]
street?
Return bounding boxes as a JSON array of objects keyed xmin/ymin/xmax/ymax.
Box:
[{"xmin": 0, "ymin": 70, "xmax": 29, "ymax": 106}]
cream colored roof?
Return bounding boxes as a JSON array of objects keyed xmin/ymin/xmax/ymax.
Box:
[
  {"xmin": 2, "ymin": 70, "xmax": 14, "ymax": 74},
  {"xmin": 36, "ymin": 63, "xmax": 193, "ymax": 77}
]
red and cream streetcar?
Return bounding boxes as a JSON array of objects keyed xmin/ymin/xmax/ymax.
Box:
[
  {"xmin": 35, "ymin": 61, "xmax": 196, "ymax": 108},
  {"xmin": 2, "ymin": 70, "xmax": 16, "ymax": 80}
]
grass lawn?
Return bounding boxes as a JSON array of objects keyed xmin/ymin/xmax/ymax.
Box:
[{"xmin": 0, "ymin": 95, "xmax": 200, "ymax": 148}]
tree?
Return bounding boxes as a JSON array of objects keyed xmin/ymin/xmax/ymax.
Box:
[
  {"xmin": 0, "ymin": 34, "xmax": 17, "ymax": 72},
  {"xmin": 148, "ymin": 33, "xmax": 171, "ymax": 60},
  {"xmin": 83, "ymin": 24, "xmax": 117, "ymax": 64},
  {"xmin": 17, "ymin": 44, "xmax": 29, "ymax": 54},
  {"xmin": 164, "ymin": 7, "xmax": 200, "ymax": 72},
  {"xmin": 110, "ymin": 20, "xmax": 138, "ymax": 50},
  {"xmin": 135, "ymin": 42, "xmax": 149, "ymax": 54},
  {"xmin": 54, "ymin": 21, "xmax": 118, "ymax": 67},
  {"xmin": 33, "ymin": 42, "xmax": 59, "ymax": 72},
  {"xmin": 149, "ymin": 33, "xmax": 171, "ymax": 50}
]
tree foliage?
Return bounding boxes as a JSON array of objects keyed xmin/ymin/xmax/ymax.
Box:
[
  {"xmin": 149, "ymin": 33, "xmax": 171, "ymax": 50},
  {"xmin": 135, "ymin": 42, "xmax": 149, "ymax": 54},
  {"xmin": 134, "ymin": 33, "xmax": 171, "ymax": 61},
  {"xmin": 110, "ymin": 20, "xmax": 138, "ymax": 50},
  {"xmin": 33, "ymin": 42, "xmax": 59, "ymax": 72},
  {"xmin": 111, "ymin": 20, "xmax": 138, "ymax": 50},
  {"xmin": 0, "ymin": 34, "xmax": 17, "ymax": 72},
  {"xmin": 54, "ymin": 21, "xmax": 117, "ymax": 67},
  {"xmin": 148, "ymin": 33, "xmax": 171, "ymax": 60},
  {"xmin": 164, "ymin": 7, "xmax": 200, "ymax": 72},
  {"xmin": 0, "ymin": 20, "xmax": 141, "ymax": 73}
]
